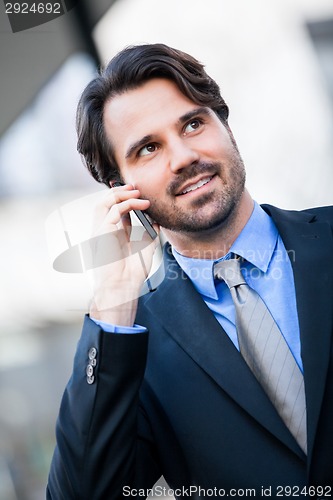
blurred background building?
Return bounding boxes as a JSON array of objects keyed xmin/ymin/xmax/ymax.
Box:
[{"xmin": 0, "ymin": 0, "xmax": 332, "ymax": 498}]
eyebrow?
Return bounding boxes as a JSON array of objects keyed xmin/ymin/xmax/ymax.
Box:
[
  {"xmin": 125, "ymin": 106, "xmax": 211, "ymax": 160},
  {"xmin": 125, "ymin": 134, "xmax": 154, "ymax": 160},
  {"xmin": 177, "ymin": 106, "xmax": 211, "ymax": 126}
]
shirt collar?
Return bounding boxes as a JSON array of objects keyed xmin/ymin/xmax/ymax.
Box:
[{"xmin": 172, "ymin": 202, "xmax": 278, "ymax": 300}]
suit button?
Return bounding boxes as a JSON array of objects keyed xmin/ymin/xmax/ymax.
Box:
[
  {"xmin": 86, "ymin": 364, "xmax": 94, "ymax": 377},
  {"xmin": 87, "ymin": 347, "xmax": 97, "ymax": 384},
  {"xmin": 88, "ymin": 347, "xmax": 97, "ymax": 360}
]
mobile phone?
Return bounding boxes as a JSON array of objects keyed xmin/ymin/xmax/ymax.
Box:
[{"xmin": 113, "ymin": 182, "xmax": 158, "ymax": 240}]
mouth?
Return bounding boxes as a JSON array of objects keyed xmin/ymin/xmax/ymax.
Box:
[{"xmin": 176, "ymin": 175, "xmax": 215, "ymax": 196}]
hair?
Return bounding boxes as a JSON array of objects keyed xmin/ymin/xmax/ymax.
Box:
[{"xmin": 76, "ymin": 43, "xmax": 229, "ymax": 186}]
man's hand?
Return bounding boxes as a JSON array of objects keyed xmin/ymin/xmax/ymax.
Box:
[{"xmin": 88, "ymin": 184, "xmax": 159, "ymax": 326}]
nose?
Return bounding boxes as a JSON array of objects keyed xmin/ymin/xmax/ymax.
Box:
[{"xmin": 168, "ymin": 137, "xmax": 200, "ymax": 174}]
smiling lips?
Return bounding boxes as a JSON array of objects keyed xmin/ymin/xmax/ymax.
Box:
[{"xmin": 179, "ymin": 176, "xmax": 214, "ymax": 196}]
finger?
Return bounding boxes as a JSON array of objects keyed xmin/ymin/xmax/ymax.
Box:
[
  {"xmin": 104, "ymin": 198, "xmax": 150, "ymax": 227},
  {"xmin": 95, "ymin": 185, "xmax": 140, "ymax": 218},
  {"xmin": 92, "ymin": 186, "xmax": 146, "ymax": 234}
]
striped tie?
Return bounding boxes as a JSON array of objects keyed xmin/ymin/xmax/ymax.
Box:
[{"xmin": 214, "ymin": 257, "xmax": 307, "ymax": 454}]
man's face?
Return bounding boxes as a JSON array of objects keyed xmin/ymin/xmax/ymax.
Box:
[{"xmin": 103, "ymin": 78, "xmax": 246, "ymax": 234}]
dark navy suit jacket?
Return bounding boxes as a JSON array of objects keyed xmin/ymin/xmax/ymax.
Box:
[{"xmin": 47, "ymin": 205, "xmax": 333, "ymax": 499}]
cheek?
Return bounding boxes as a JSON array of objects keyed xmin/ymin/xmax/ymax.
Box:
[
  {"xmin": 126, "ymin": 163, "xmax": 168, "ymax": 191},
  {"xmin": 140, "ymin": 174, "xmax": 162, "ymax": 194},
  {"xmin": 119, "ymin": 166, "xmax": 142, "ymax": 186},
  {"xmin": 204, "ymin": 128, "xmax": 235, "ymax": 154}
]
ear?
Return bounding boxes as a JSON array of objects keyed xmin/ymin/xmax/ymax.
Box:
[
  {"xmin": 109, "ymin": 174, "xmax": 125, "ymax": 188},
  {"xmin": 110, "ymin": 181, "xmax": 124, "ymax": 188}
]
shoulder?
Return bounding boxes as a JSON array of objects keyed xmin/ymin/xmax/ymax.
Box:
[
  {"xmin": 300, "ymin": 205, "xmax": 333, "ymax": 222},
  {"xmin": 261, "ymin": 203, "xmax": 333, "ymax": 225}
]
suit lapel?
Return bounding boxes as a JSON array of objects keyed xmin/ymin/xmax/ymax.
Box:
[
  {"xmin": 144, "ymin": 244, "xmax": 304, "ymax": 458},
  {"xmin": 263, "ymin": 205, "xmax": 333, "ymax": 462}
]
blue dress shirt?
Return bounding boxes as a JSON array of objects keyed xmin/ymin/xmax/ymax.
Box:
[{"xmin": 93, "ymin": 202, "xmax": 302, "ymax": 370}]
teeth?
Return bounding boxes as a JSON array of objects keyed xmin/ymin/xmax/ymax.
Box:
[{"xmin": 181, "ymin": 177, "xmax": 212, "ymax": 195}]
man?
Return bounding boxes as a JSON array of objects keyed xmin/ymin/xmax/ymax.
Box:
[{"xmin": 47, "ymin": 44, "xmax": 333, "ymax": 499}]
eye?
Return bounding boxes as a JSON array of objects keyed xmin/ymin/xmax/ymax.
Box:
[
  {"xmin": 138, "ymin": 143, "xmax": 158, "ymax": 157},
  {"xmin": 183, "ymin": 119, "xmax": 203, "ymax": 135}
]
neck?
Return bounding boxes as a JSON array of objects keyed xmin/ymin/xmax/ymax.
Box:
[{"xmin": 163, "ymin": 190, "xmax": 254, "ymax": 260}]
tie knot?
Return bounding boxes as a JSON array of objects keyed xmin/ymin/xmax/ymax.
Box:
[{"xmin": 214, "ymin": 258, "xmax": 246, "ymax": 289}]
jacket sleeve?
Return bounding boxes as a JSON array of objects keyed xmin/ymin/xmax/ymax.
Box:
[{"xmin": 46, "ymin": 315, "xmax": 161, "ymax": 499}]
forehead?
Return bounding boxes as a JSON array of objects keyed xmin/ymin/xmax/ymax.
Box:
[{"xmin": 103, "ymin": 78, "xmax": 201, "ymax": 163}]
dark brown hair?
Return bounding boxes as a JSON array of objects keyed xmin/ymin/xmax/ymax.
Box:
[{"xmin": 76, "ymin": 43, "xmax": 229, "ymax": 186}]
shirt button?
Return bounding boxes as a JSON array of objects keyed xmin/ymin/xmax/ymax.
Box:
[{"xmin": 86, "ymin": 375, "xmax": 95, "ymax": 385}]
